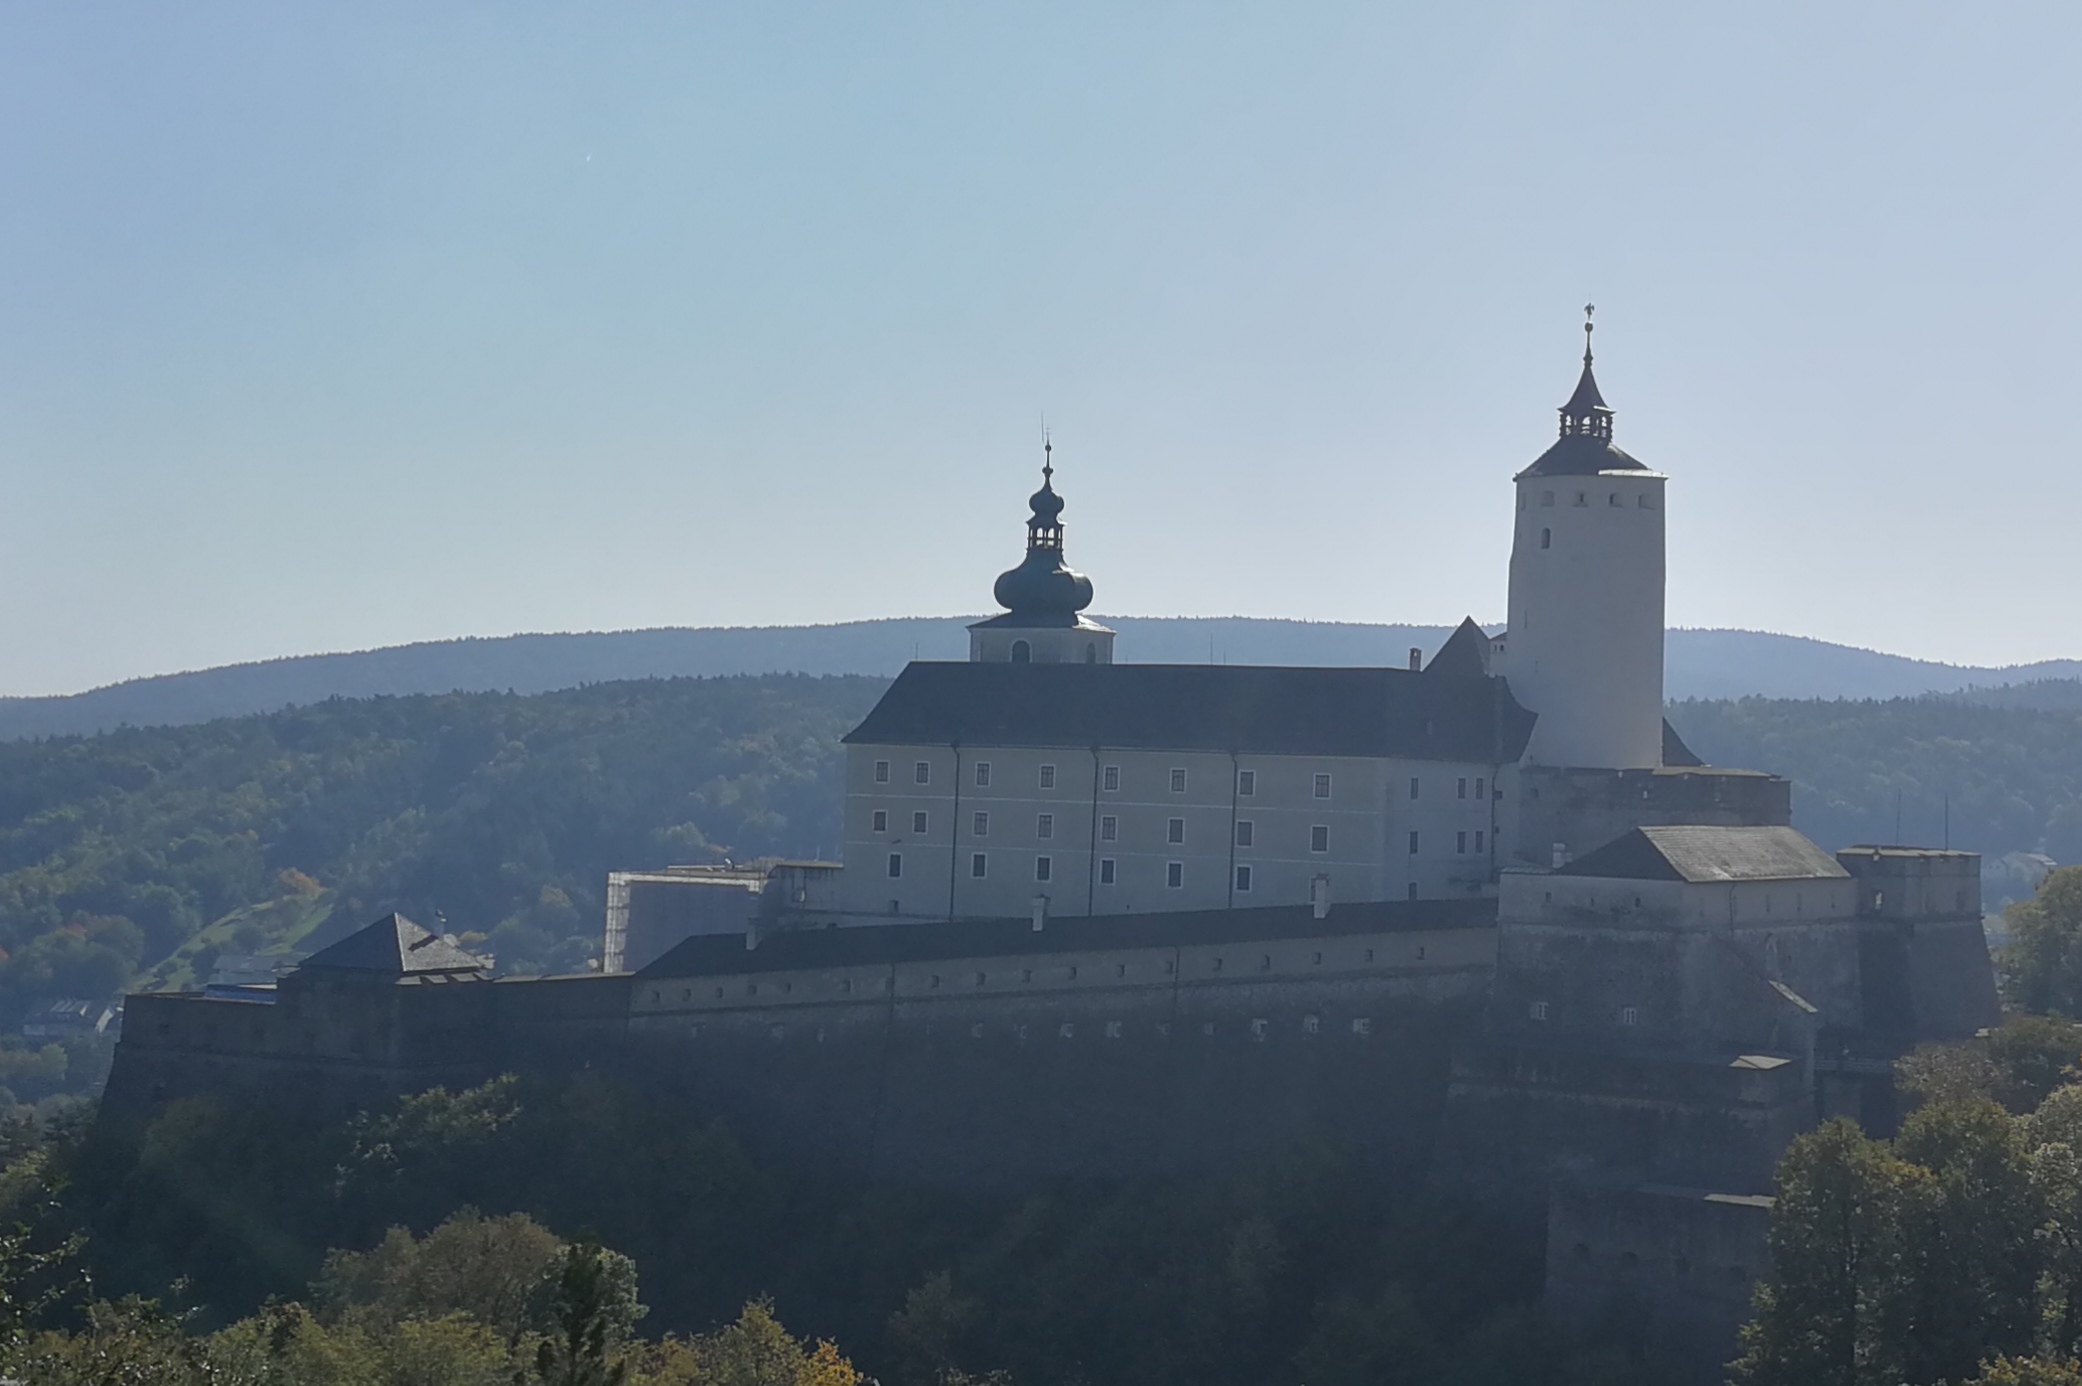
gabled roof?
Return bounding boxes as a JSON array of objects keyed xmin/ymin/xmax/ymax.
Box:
[
  {"xmin": 1559, "ymin": 826, "xmax": 1849, "ymax": 884},
  {"xmin": 300, "ymin": 912, "xmax": 488, "ymax": 975},
  {"xmin": 842, "ymin": 661, "xmax": 1537, "ymax": 763}
]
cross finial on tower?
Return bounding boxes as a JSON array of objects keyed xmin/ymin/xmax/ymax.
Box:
[
  {"xmin": 1583, "ymin": 302, "xmax": 1595, "ymax": 363},
  {"xmin": 1043, "ymin": 431, "xmax": 1053, "ymax": 485}
]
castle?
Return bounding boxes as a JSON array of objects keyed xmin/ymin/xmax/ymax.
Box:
[{"xmin": 105, "ymin": 317, "xmax": 2000, "ymax": 1374}]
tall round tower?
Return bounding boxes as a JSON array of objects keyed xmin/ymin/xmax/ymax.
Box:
[{"xmin": 1499, "ymin": 310, "xmax": 1666, "ymax": 769}]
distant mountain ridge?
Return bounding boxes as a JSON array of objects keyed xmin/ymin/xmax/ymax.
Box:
[{"xmin": 2, "ymin": 618, "xmax": 2078, "ymax": 743}]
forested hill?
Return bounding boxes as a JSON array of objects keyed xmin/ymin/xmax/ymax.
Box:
[
  {"xmin": 0, "ymin": 673, "xmax": 2077, "ymax": 1031},
  {"xmin": 5, "ymin": 619, "xmax": 2080, "ymax": 741}
]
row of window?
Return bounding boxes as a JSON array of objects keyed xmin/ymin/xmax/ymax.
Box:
[
  {"xmin": 874, "ymin": 761, "xmax": 1372, "ymax": 799},
  {"xmin": 1522, "ymin": 488, "xmax": 1658, "ymax": 510},
  {"xmin": 891, "ymin": 852, "xmax": 1343, "ymax": 894},
  {"xmin": 1528, "ymin": 1000, "xmax": 1641, "ymax": 1026},
  {"xmin": 872, "ymin": 816, "xmax": 1489, "ymax": 857}
]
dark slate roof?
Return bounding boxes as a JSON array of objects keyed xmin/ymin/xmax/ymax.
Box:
[
  {"xmin": 1517, "ymin": 433, "xmax": 1652, "ymax": 478},
  {"xmin": 638, "ymin": 896, "xmax": 1496, "ymax": 980},
  {"xmin": 300, "ymin": 912, "xmax": 489, "ymax": 975},
  {"xmin": 1661, "ymin": 718, "xmax": 1704, "ymax": 768},
  {"xmin": 841, "ymin": 661, "xmax": 1537, "ymax": 762},
  {"xmin": 1425, "ymin": 617, "xmax": 1491, "ymax": 679},
  {"xmin": 1560, "ymin": 826, "xmax": 1849, "ymax": 884}
]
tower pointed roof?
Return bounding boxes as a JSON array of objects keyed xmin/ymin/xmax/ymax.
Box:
[
  {"xmin": 299, "ymin": 912, "xmax": 488, "ymax": 976},
  {"xmin": 1517, "ymin": 305, "xmax": 1650, "ymax": 479}
]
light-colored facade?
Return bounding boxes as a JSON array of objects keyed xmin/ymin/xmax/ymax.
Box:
[{"xmin": 837, "ymin": 744, "xmax": 1506, "ymax": 925}]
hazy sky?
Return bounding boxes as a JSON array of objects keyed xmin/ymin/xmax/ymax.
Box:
[{"xmin": 3, "ymin": 2, "xmax": 2078, "ymax": 696}]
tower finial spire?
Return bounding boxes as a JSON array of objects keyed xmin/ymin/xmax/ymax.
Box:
[
  {"xmin": 1043, "ymin": 430, "xmax": 1052, "ymax": 485},
  {"xmin": 1583, "ymin": 302, "xmax": 1595, "ymax": 364}
]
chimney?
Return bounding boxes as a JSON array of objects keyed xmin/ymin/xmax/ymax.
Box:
[{"xmin": 1408, "ymin": 647, "xmax": 1422, "ymax": 671}]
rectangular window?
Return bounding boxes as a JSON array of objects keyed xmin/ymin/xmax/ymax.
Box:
[
  {"xmin": 1099, "ymin": 857, "xmax": 1117, "ymax": 885},
  {"xmin": 1529, "ymin": 1000, "xmax": 1549, "ymax": 1021},
  {"xmin": 1456, "ymin": 830, "xmax": 1468, "ymax": 854},
  {"xmin": 1310, "ymin": 825, "xmax": 1330, "ymax": 854},
  {"xmin": 887, "ymin": 853, "xmax": 903, "ymax": 879},
  {"xmin": 1475, "ymin": 777, "xmax": 1486, "ymax": 800},
  {"xmin": 872, "ymin": 810, "xmax": 888, "ymax": 833},
  {"xmin": 1409, "ymin": 777, "xmax": 1420, "ymax": 801},
  {"xmin": 1100, "ymin": 815, "xmax": 1118, "ymax": 842},
  {"xmin": 914, "ymin": 761, "xmax": 930, "ymax": 785},
  {"xmin": 1235, "ymin": 865, "xmax": 1253, "ymax": 892},
  {"xmin": 1166, "ymin": 861, "xmax": 1184, "ymax": 889},
  {"xmin": 1407, "ymin": 882, "xmax": 1418, "ymax": 900},
  {"xmin": 1408, "ymin": 831, "xmax": 1420, "ymax": 855},
  {"xmin": 1170, "ymin": 768, "xmax": 1187, "ymax": 793},
  {"xmin": 971, "ymin": 853, "xmax": 987, "ymax": 879},
  {"xmin": 912, "ymin": 811, "xmax": 929, "ymax": 834},
  {"xmin": 874, "ymin": 760, "xmax": 890, "ymax": 783},
  {"xmin": 1102, "ymin": 765, "xmax": 1120, "ymax": 792},
  {"xmin": 1039, "ymin": 764, "xmax": 1057, "ymax": 790},
  {"xmin": 1167, "ymin": 817, "xmax": 1185, "ymax": 845},
  {"xmin": 973, "ymin": 811, "xmax": 989, "ymax": 837},
  {"xmin": 1235, "ymin": 820, "xmax": 1254, "ymax": 848},
  {"xmin": 1237, "ymin": 769, "xmax": 1256, "ymax": 796},
  {"xmin": 1037, "ymin": 813, "xmax": 1055, "ymax": 840},
  {"xmin": 1475, "ymin": 830, "xmax": 1486, "ymax": 853},
  {"xmin": 975, "ymin": 761, "xmax": 992, "ymax": 787},
  {"xmin": 1035, "ymin": 855, "xmax": 1052, "ymax": 883},
  {"xmin": 1457, "ymin": 777, "xmax": 1468, "ymax": 800},
  {"xmin": 1313, "ymin": 772, "xmax": 1332, "ymax": 799}
]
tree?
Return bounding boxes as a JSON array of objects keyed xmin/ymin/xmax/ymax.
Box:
[
  {"xmin": 526, "ymin": 1240, "xmax": 643, "ymax": 1386},
  {"xmin": 1733, "ymin": 1118, "xmax": 1937, "ymax": 1386},
  {"xmin": 1969, "ymin": 1358, "xmax": 2082, "ymax": 1386},
  {"xmin": 2006, "ymin": 868, "xmax": 2082, "ymax": 1016},
  {"xmin": 316, "ymin": 1208, "xmax": 566, "ymax": 1345}
]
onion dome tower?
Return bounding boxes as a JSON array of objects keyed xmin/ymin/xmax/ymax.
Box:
[
  {"xmin": 968, "ymin": 440, "xmax": 1115, "ymax": 664},
  {"xmin": 1497, "ymin": 307, "xmax": 1667, "ymax": 768}
]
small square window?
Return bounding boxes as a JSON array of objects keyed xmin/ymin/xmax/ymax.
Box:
[
  {"xmin": 1408, "ymin": 831, "xmax": 1420, "ymax": 854},
  {"xmin": 1037, "ymin": 813, "xmax": 1055, "ymax": 840},
  {"xmin": 914, "ymin": 761, "xmax": 930, "ymax": 785},
  {"xmin": 912, "ymin": 810, "xmax": 928, "ymax": 834},
  {"xmin": 1609, "ymin": 492, "xmax": 1623, "ymax": 506},
  {"xmin": 1574, "ymin": 491, "xmax": 1588, "ymax": 507},
  {"xmin": 1100, "ymin": 814, "xmax": 1118, "ymax": 842},
  {"xmin": 1529, "ymin": 1000, "xmax": 1549, "ymax": 1021},
  {"xmin": 1456, "ymin": 830, "xmax": 1467, "ymax": 854},
  {"xmin": 1099, "ymin": 858, "xmax": 1117, "ymax": 885},
  {"xmin": 975, "ymin": 761, "xmax": 992, "ymax": 787},
  {"xmin": 1619, "ymin": 1006, "xmax": 1639, "ymax": 1027},
  {"xmin": 887, "ymin": 853, "xmax": 903, "ymax": 879},
  {"xmin": 1039, "ymin": 764, "xmax": 1057, "ymax": 790},
  {"xmin": 973, "ymin": 811, "xmax": 989, "ymax": 837},
  {"xmin": 1166, "ymin": 861, "xmax": 1184, "ymax": 889},
  {"xmin": 1170, "ymin": 768, "xmax": 1187, "ymax": 793},
  {"xmin": 1235, "ymin": 865, "xmax": 1253, "ymax": 892},
  {"xmin": 1035, "ymin": 855, "xmax": 1052, "ymax": 883},
  {"xmin": 1235, "ymin": 820, "xmax": 1254, "ymax": 848},
  {"xmin": 1457, "ymin": 777, "xmax": 1468, "ymax": 800},
  {"xmin": 971, "ymin": 852, "xmax": 987, "ymax": 879},
  {"xmin": 1167, "ymin": 817, "xmax": 1185, "ymax": 845},
  {"xmin": 1313, "ymin": 772, "xmax": 1332, "ymax": 799},
  {"xmin": 874, "ymin": 760, "xmax": 890, "ymax": 783},
  {"xmin": 1310, "ymin": 825, "xmax": 1329, "ymax": 854},
  {"xmin": 1541, "ymin": 490, "xmax": 1555, "ymax": 506},
  {"xmin": 1237, "ymin": 769, "xmax": 1256, "ymax": 796},
  {"xmin": 872, "ymin": 810, "xmax": 888, "ymax": 833},
  {"xmin": 1102, "ymin": 765, "xmax": 1120, "ymax": 792}
]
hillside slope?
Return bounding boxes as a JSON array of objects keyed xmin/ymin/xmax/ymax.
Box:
[{"xmin": 4, "ymin": 619, "xmax": 2078, "ymax": 741}]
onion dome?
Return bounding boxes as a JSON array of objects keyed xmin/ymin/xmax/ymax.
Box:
[
  {"xmin": 1518, "ymin": 304, "xmax": 1651, "ymax": 478},
  {"xmin": 991, "ymin": 440, "xmax": 1095, "ymax": 617}
]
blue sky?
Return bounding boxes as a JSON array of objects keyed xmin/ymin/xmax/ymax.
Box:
[{"xmin": 2, "ymin": 2, "xmax": 2077, "ymax": 695}]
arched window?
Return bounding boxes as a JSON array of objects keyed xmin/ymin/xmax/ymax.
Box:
[
  {"xmin": 1540, "ymin": 528, "xmax": 1552, "ymax": 550},
  {"xmin": 1084, "ymin": 643, "xmax": 1097, "ymax": 663},
  {"xmin": 1011, "ymin": 640, "xmax": 1031, "ymax": 663}
]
